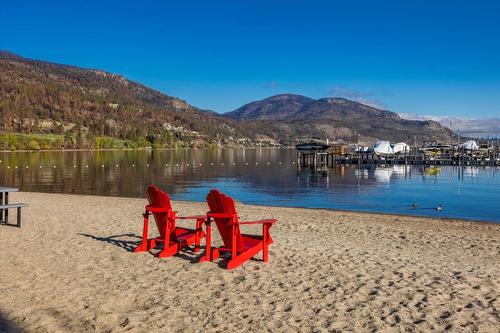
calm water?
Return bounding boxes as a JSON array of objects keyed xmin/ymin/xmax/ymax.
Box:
[{"xmin": 1, "ymin": 149, "xmax": 499, "ymax": 222}]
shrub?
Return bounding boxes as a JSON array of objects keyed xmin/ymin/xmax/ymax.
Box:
[
  {"xmin": 0, "ymin": 135, "xmax": 7, "ymax": 149},
  {"xmin": 136, "ymin": 137, "xmax": 149, "ymax": 148},
  {"xmin": 28, "ymin": 140, "xmax": 41, "ymax": 150},
  {"xmin": 15, "ymin": 142, "xmax": 26, "ymax": 150}
]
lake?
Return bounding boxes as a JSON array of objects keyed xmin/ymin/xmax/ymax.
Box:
[{"xmin": 1, "ymin": 149, "xmax": 499, "ymax": 222}]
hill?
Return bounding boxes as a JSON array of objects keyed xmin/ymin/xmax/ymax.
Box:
[
  {"xmin": 225, "ymin": 94, "xmax": 454, "ymax": 144},
  {"xmin": 0, "ymin": 50, "xmax": 252, "ymax": 149}
]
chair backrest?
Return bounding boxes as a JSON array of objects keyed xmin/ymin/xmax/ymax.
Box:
[
  {"xmin": 206, "ymin": 189, "xmax": 243, "ymax": 250},
  {"xmin": 146, "ymin": 185, "xmax": 174, "ymax": 239}
]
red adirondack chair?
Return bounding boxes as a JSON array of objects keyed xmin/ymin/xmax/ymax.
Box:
[
  {"xmin": 134, "ymin": 185, "xmax": 205, "ymax": 258},
  {"xmin": 200, "ymin": 189, "xmax": 277, "ymax": 269}
]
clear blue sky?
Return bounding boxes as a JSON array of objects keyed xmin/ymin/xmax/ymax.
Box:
[{"xmin": 1, "ymin": 0, "xmax": 499, "ymax": 118}]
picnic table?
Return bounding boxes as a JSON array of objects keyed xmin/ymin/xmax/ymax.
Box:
[{"xmin": 0, "ymin": 187, "xmax": 27, "ymax": 227}]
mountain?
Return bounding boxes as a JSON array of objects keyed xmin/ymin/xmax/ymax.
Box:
[
  {"xmin": 226, "ymin": 94, "xmax": 316, "ymax": 121},
  {"xmin": 225, "ymin": 94, "xmax": 454, "ymax": 144},
  {"xmin": 0, "ymin": 50, "xmax": 252, "ymax": 148},
  {"xmin": 0, "ymin": 51, "xmax": 454, "ymax": 149}
]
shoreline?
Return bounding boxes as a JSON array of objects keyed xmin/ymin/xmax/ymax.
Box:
[
  {"xmin": 4, "ymin": 190, "xmax": 500, "ymax": 225},
  {"xmin": 1, "ymin": 192, "xmax": 499, "ymax": 331},
  {"xmin": 0, "ymin": 146, "xmax": 291, "ymax": 153}
]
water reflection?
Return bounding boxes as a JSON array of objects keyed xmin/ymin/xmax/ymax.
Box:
[{"xmin": 0, "ymin": 149, "xmax": 498, "ymax": 222}]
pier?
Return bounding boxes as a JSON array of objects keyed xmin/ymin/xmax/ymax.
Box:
[{"xmin": 296, "ymin": 140, "xmax": 500, "ymax": 168}]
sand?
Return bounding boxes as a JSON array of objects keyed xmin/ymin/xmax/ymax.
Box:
[{"xmin": 0, "ymin": 192, "xmax": 499, "ymax": 332}]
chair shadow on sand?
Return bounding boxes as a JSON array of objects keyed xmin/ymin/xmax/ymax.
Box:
[
  {"xmin": 77, "ymin": 233, "xmax": 204, "ymax": 264},
  {"xmin": 0, "ymin": 309, "xmax": 25, "ymax": 333},
  {"xmin": 78, "ymin": 233, "xmax": 142, "ymax": 253}
]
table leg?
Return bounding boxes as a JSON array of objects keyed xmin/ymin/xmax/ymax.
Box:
[
  {"xmin": 0, "ymin": 192, "xmax": 3, "ymax": 223},
  {"xmin": 17, "ymin": 207, "xmax": 21, "ymax": 228},
  {"xmin": 5, "ymin": 192, "xmax": 8, "ymax": 224}
]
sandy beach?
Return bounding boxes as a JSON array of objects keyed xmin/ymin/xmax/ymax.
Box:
[{"xmin": 1, "ymin": 192, "xmax": 499, "ymax": 332}]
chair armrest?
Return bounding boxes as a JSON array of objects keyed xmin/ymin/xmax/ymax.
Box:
[
  {"xmin": 145, "ymin": 205, "xmax": 170, "ymax": 213},
  {"xmin": 177, "ymin": 215, "xmax": 206, "ymax": 220},
  {"xmin": 239, "ymin": 219, "xmax": 277, "ymax": 225},
  {"xmin": 207, "ymin": 212, "xmax": 234, "ymax": 219}
]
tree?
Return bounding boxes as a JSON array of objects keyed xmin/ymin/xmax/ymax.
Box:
[
  {"xmin": 64, "ymin": 131, "xmax": 74, "ymax": 148},
  {"xmin": 75, "ymin": 124, "xmax": 83, "ymax": 149},
  {"xmin": 86, "ymin": 132, "xmax": 95, "ymax": 149},
  {"xmin": 54, "ymin": 122, "xmax": 64, "ymax": 135}
]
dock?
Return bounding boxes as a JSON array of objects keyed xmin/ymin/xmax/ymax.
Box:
[{"xmin": 296, "ymin": 140, "xmax": 500, "ymax": 168}]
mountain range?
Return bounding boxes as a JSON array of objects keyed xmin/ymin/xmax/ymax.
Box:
[{"xmin": 0, "ymin": 50, "xmax": 454, "ymax": 148}]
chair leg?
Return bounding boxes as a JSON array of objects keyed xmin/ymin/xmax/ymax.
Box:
[
  {"xmin": 203, "ymin": 220, "xmax": 212, "ymax": 261},
  {"xmin": 194, "ymin": 218, "xmax": 204, "ymax": 252},
  {"xmin": 231, "ymin": 221, "xmax": 237, "ymax": 260},
  {"xmin": 158, "ymin": 219, "xmax": 174, "ymax": 258},
  {"xmin": 198, "ymin": 220, "xmax": 222, "ymax": 263},
  {"xmin": 262, "ymin": 224, "xmax": 268, "ymax": 262},
  {"xmin": 134, "ymin": 212, "xmax": 150, "ymax": 252},
  {"xmin": 158, "ymin": 243, "xmax": 179, "ymax": 258},
  {"xmin": 263, "ymin": 243, "xmax": 269, "ymax": 262},
  {"xmin": 227, "ymin": 244, "xmax": 262, "ymax": 270}
]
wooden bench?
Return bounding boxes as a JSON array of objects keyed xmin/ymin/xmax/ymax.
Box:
[{"xmin": 0, "ymin": 203, "xmax": 27, "ymax": 228}]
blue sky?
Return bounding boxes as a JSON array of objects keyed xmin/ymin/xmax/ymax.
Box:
[{"xmin": 1, "ymin": 0, "xmax": 499, "ymax": 122}]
